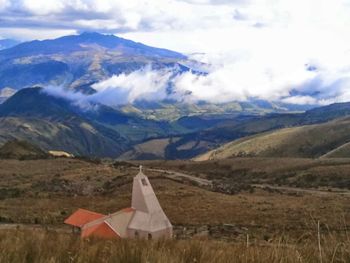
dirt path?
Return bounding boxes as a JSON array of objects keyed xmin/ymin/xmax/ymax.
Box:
[
  {"xmin": 252, "ymin": 184, "xmax": 350, "ymax": 196},
  {"xmin": 144, "ymin": 167, "xmax": 213, "ymax": 187},
  {"xmin": 319, "ymin": 142, "xmax": 350, "ymax": 158}
]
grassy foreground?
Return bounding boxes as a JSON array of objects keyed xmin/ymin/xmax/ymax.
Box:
[{"xmin": 0, "ymin": 229, "xmax": 349, "ymax": 263}]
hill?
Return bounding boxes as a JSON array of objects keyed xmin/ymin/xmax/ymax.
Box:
[
  {"xmin": 0, "ymin": 87, "xmax": 213, "ymax": 157},
  {"xmin": 0, "ymin": 39, "xmax": 20, "ymax": 50},
  {"xmin": 124, "ymin": 102, "xmax": 350, "ymax": 160},
  {"xmin": 197, "ymin": 117, "xmax": 350, "ymax": 160},
  {"xmin": 0, "ymin": 139, "xmax": 49, "ymax": 159},
  {"xmin": 0, "ymin": 87, "xmax": 131, "ymax": 157}
]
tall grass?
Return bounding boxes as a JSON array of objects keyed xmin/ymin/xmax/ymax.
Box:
[{"xmin": 0, "ymin": 228, "xmax": 349, "ymax": 263}]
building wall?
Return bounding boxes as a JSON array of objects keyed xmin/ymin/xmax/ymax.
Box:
[{"xmin": 127, "ymin": 226, "xmax": 173, "ymax": 240}]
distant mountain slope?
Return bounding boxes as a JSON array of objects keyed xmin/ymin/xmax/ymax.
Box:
[
  {"xmin": 0, "ymin": 32, "xmax": 185, "ymax": 60},
  {"xmin": 123, "ymin": 102, "xmax": 350, "ymax": 160},
  {"xmin": 118, "ymin": 137, "xmax": 179, "ymax": 160},
  {"xmin": 3, "ymin": 87, "xmax": 350, "ymax": 159},
  {"xmin": 0, "ymin": 32, "xmax": 187, "ymax": 91},
  {"xmin": 0, "ymin": 87, "xmax": 207, "ymax": 157},
  {"xmin": 119, "ymin": 100, "xmax": 313, "ymax": 121},
  {"xmin": 0, "ymin": 87, "xmax": 130, "ymax": 157},
  {"xmin": 196, "ymin": 117, "xmax": 350, "ymax": 160},
  {"xmin": 0, "ymin": 139, "xmax": 49, "ymax": 159},
  {"xmin": 0, "ymin": 39, "xmax": 20, "ymax": 50}
]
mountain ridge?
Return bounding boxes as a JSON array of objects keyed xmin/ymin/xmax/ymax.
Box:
[
  {"xmin": 195, "ymin": 116, "xmax": 350, "ymax": 160},
  {"xmin": 0, "ymin": 32, "xmax": 188, "ymax": 91}
]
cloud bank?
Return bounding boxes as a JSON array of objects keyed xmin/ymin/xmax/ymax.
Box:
[
  {"xmin": 3, "ymin": 0, "xmax": 350, "ymax": 105},
  {"xmin": 43, "ymin": 61, "xmax": 350, "ymax": 108}
]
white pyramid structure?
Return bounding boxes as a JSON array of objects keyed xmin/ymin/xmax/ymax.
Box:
[{"xmin": 127, "ymin": 166, "xmax": 173, "ymax": 239}]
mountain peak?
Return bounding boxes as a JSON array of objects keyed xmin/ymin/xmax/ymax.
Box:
[{"xmin": 0, "ymin": 31, "xmax": 186, "ymax": 60}]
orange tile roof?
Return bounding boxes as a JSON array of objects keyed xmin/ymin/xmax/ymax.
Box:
[
  {"xmin": 81, "ymin": 222, "xmax": 119, "ymax": 239},
  {"xmin": 64, "ymin": 208, "xmax": 105, "ymax": 228},
  {"xmin": 121, "ymin": 207, "xmax": 135, "ymax": 213}
]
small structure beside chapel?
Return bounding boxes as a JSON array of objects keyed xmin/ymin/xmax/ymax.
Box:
[{"xmin": 64, "ymin": 166, "xmax": 173, "ymax": 239}]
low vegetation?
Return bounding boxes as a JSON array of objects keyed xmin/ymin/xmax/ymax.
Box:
[
  {"xmin": 0, "ymin": 228, "xmax": 349, "ymax": 263},
  {"xmin": 198, "ymin": 117, "xmax": 350, "ymax": 160},
  {"xmin": 144, "ymin": 158, "xmax": 350, "ymax": 190},
  {"xmin": 0, "ymin": 157, "xmax": 349, "ymax": 262}
]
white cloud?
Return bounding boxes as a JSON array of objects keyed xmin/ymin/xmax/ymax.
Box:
[
  {"xmin": 91, "ymin": 66, "xmax": 173, "ymax": 105},
  {"xmin": 21, "ymin": 0, "xmax": 65, "ymax": 15},
  {"xmin": 2, "ymin": 0, "xmax": 350, "ymax": 105},
  {"xmin": 281, "ymin": 96, "xmax": 318, "ymax": 105},
  {"xmin": 0, "ymin": 0, "xmax": 9, "ymax": 10}
]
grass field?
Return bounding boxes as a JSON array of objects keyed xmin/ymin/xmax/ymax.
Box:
[
  {"xmin": 0, "ymin": 228, "xmax": 349, "ymax": 263},
  {"xmin": 196, "ymin": 117, "xmax": 350, "ymax": 160},
  {"xmin": 0, "ymin": 157, "xmax": 350, "ymax": 262}
]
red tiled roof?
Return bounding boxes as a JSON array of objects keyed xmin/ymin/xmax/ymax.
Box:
[
  {"xmin": 64, "ymin": 208, "xmax": 105, "ymax": 228},
  {"xmin": 121, "ymin": 207, "xmax": 135, "ymax": 213},
  {"xmin": 81, "ymin": 222, "xmax": 119, "ymax": 239}
]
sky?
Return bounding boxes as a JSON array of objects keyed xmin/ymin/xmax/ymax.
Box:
[{"xmin": 1, "ymin": 0, "xmax": 350, "ymax": 105}]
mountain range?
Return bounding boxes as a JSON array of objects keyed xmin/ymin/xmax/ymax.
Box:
[
  {"xmin": 0, "ymin": 32, "xmax": 349, "ymax": 159},
  {"xmin": 122, "ymin": 102, "xmax": 350, "ymax": 160},
  {"xmin": 0, "ymin": 86, "xmax": 349, "ymax": 159}
]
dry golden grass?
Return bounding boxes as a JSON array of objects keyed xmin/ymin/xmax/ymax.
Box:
[
  {"xmin": 196, "ymin": 117, "xmax": 350, "ymax": 159},
  {"xmin": 0, "ymin": 158, "xmax": 349, "ymax": 242},
  {"xmin": 0, "ymin": 228, "xmax": 349, "ymax": 263},
  {"xmin": 143, "ymin": 158, "xmax": 350, "ymax": 189},
  {"xmin": 0, "ymin": 158, "xmax": 350, "ymax": 262}
]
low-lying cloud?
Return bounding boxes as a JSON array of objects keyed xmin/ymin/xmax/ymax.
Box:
[{"xmin": 43, "ymin": 56, "xmax": 350, "ymax": 109}]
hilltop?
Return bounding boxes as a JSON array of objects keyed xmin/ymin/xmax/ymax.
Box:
[{"xmin": 197, "ymin": 116, "xmax": 350, "ymax": 160}]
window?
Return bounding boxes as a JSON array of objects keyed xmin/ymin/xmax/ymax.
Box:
[{"xmin": 141, "ymin": 178, "xmax": 148, "ymax": 186}]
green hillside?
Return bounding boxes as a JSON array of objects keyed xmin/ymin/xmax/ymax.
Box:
[{"xmin": 197, "ymin": 117, "xmax": 350, "ymax": 160}]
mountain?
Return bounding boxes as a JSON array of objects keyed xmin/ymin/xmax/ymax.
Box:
[
  {"xmin": 196, "ymin": 117, "xmax": 350, "ymax": 160},
  {"xmin": 0, "ymin": 32, "xmax": 185, "ymax": 60},
  {"xmin": 123, "ymin": 102, "xmax": 350, "ymax": 160},
  {"xmin": 0, "ymin": 87, "xmax": 204, "ymax": 157},
  {"xmin": 0, "ymin": 32, "xmax": 187, "ymax": 91},
  {"xmin": 0, "ymin": 39, "xmax": 20, "ymax": 50},
  {"xmin": 0, "ymin": 139, "xmax": 49, "ymax": 159},
  {"xmin": 2, "ymin": 87, "xmax": 350, "ymax": 159},
  {"xmin": 0, "ymin": 32, "xmax": 313, "ymax": 118},
  {"xmin": 0, "ymin": 87, "xmax": 131, "ymax": 157},
  {"xmin": 119, "ymin": 100, "xmax": 313, "ymax": 121}
]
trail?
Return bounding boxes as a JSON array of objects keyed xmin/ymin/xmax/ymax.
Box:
[
  {"xmin": 252, "ymin": 184, "xmax": 350, "ymax": 196},
  {"xmin": 142, "ymin": 167, "xmax": 213, "ymax": 187},
  {"xmin": 319, "ymin": 142, "xmax": 350, "ymax": 158}
]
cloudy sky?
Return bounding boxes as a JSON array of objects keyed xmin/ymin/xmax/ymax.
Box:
[{"xmin": 1, "ymin": 0, "xmax": 350, "ymax": 105}]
